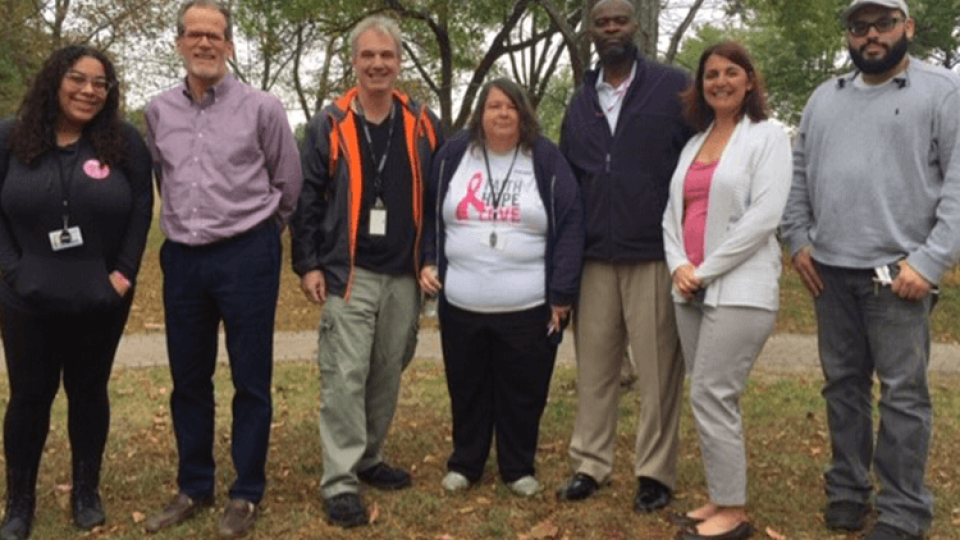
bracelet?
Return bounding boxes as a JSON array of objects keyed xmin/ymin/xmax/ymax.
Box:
[{"xmin": 111, "ymin": 271, "xmax": 131, "ymax": 288}]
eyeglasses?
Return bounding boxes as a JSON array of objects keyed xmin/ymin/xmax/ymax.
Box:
[
  {"xmin": 181, "ymin": 31, "xmax": 226, "ymax": 45},
  {"xmin": 847, "ymin": 16, "xmax": 903, "ymax": 37},
  {"xmin": 63, "ymin": 71, "xmax": 116, "ymax": 94}
]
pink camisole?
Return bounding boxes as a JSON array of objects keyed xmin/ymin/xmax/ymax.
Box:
[{"xmin": 682, "ymin": 160, "xmax": 718, "ymax": 267}]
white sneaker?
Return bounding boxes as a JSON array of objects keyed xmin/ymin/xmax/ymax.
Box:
[
  {"xmin": 507, "ymin": 475, "xmax": 541, "ymax": 497},
  {"xmin": 441, "ymin": 471, "xmax": 470, "ymax": 492}
]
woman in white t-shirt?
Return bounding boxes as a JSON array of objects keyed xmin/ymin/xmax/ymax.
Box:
[{"xmin": 420, "ymin": 78, "xmax": 583, "ymax": 497}]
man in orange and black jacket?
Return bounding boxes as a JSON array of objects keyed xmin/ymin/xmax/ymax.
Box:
[{"xmin": 289, "ymin": 14, "xmax": 443, "ymax": 530}]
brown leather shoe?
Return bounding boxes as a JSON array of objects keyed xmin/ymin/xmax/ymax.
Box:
[
  {"xmin": 218, "ymin": 499, "xmax": 256, "ymax": 538},
  {"xmin": 144, "ymin": 493, "xmax": 213, "ymax": 533}
]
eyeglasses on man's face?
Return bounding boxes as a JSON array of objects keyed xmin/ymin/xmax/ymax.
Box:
[
  {"xmin": 847, "ymin": 16, "xmax": 904, "ymax": 37},
  {"xmin": 181, "ymin": 31, "xmax": 226, "ymax": 46}
]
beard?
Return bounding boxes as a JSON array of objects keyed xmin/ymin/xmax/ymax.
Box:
[
  {"xmin": 598, "ymin": 39, "xmax": 637, "ymax": 66},
  {"xmin": 849, "ymin": 33, "xmax": 909, "ymax": 75}
]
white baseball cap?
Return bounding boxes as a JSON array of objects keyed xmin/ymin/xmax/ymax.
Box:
[{"xmin": 841, "ymin": 0, "xmax": 910, "ymax": 24}]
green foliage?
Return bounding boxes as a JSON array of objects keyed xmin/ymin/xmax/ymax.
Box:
[
  {"xmin": 911, "ymin": 0, "xmax": 960, "ymax": 69},
  {"xmin": 0, "ymin": 0, "xmax": 49, "ymax": 116},
  {"xmin": 687, "ymin": 0, "xmax": 960, "ymax": 127},
  {"xmin": 536, "ymin": 66, "xmax": 574, "ymax": 144}
]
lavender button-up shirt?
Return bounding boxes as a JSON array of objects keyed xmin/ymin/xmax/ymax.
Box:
[{"xmin": 145, "ymin": 73, "xmax": 302, "ymax": 245}]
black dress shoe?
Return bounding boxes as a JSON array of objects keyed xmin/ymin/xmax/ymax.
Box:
[
  {"xmin": 668, "ymin": 511, "xmax": 705, "ymax": 530},
  {"xmin": 677, "ymin": 521, "xmax": 754, "ymax": 540},
  {"xmin": 633, "ymin": 477, "xmax": 671, "ymax": 513},
  {"xmin": 556, "ymin": 473, "xmax": 599, "ymax": 502}
]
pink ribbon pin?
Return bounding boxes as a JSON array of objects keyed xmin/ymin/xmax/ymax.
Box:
[{"xmin": 83, "ymin": 159, "xmax": 110, "ymax": 180}]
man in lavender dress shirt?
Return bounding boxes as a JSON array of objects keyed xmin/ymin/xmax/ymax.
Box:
[{"xmin": 142, "ymin": 1, "xmax": 302, "ymax": 537}]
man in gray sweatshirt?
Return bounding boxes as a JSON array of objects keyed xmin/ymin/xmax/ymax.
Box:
[{"xmin": 781, "ymin": 1, "xmax": 960, "ymax": 539}]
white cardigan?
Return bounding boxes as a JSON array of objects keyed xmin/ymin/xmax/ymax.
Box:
[{"xmin": 662, "ymin": 117, "xmax": 792, "ymax": 310}]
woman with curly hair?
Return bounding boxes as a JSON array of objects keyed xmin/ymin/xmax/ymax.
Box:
[{"xmin": 0, "ymin": 45, "xmax": 153, "ymax": 539}]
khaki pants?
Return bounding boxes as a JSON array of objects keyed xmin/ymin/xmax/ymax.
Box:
[
  {"xmin": 569, "ymin": 260, "xmax": 684, "ymax": 488},
  {"xmin": 317, "ymin": 267, "xmax": 420, "ymax": 498}
]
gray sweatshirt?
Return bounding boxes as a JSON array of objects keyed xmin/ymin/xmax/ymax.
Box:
[{"xmin": 781, "ymin": 57, "xmax": 960, "ymax": 284}]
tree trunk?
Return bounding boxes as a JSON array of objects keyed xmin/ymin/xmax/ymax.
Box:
[{"xmin": 632, "ymin": 0, "xmax": 658, "ymax": 59}]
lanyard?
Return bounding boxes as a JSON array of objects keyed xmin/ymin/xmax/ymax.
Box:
[
  {"xmin": 357, "ymin": 101, "xmax": 396, "ymax": 203},
  {"xmin": 481, "ymin": 144, "xmax": 519, "ymax": 218},
  {"xmin": 56, "ymin": 146, "xmax": 80, "ymax": 232}
]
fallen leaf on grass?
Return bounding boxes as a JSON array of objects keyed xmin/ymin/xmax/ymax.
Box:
[
  {"xmin": 132, "ymin": 512, "xmax": 146, "ymax": 523},
  {"xmin": 475, "ymin": 497, "xmax": 491, "ymax": 505},
  {"xmin": 370, "ymin": 503, "xmax": 379, "ymax": 524},
  {"xmin": 457, "ymin": 506, "xmax": 474, "ymax": 514},
  {"xmin": 518, "ymin": 520, "xmax": 559, "ymax": 540},
  {"xmin": 54, "ymin": 484, "xmax": 72, "ymax": 492},
  {"xmin": 765, "ymin": 526, "xmax": 787, "ymax": 539}
]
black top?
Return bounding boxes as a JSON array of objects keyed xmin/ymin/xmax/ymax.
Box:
[
  {"xmin": 0, "ymin": 120, "xmax": 154, "ymax": 314},
  {"xmin": 354, "ymin": 101, "xmax": 415, "ymax": 276}
]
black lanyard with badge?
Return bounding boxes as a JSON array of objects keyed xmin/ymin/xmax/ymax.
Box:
[
  {"xmin": 482, "ymin": 144, "xmax": 519, "ymax": 249},
  {"xmin": 51, "ymin": 147, "xmax": 84, "ymax": 251},
  {"xmin": 357, "ymin": 101, "xmax": 396, "ymax": 237}
]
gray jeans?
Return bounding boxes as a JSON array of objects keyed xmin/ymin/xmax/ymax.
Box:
[
  {"xmin": 317, "ymin": 267, "xmax": 420, "ymax": 498},
  {"xmin": 815, "ymin": 264, "xmax": 934, "ymax": 536}
]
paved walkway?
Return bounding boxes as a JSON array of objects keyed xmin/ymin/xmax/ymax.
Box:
[{"xmin": 4, "ymin": 327, "xmax": 956, "ymax": 376}]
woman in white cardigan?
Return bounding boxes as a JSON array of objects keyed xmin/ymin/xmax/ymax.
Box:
[{"xmin": 662, "ymin": 41, "xmax": 791, "ymax": 540}]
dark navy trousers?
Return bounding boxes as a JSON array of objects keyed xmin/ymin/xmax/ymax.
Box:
[{"xmin": 160, "ymin": 223, "xmax": 280, "ymax": 504}]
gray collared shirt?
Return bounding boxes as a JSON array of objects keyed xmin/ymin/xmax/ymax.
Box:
[{"xmin": 145, "ymin": 73, "xmax": 302, "ymax": 245}]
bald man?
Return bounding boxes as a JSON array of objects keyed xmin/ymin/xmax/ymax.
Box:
[{"xmin": 557, "ymin": 0, "xmax": 692, "ymax": 512}]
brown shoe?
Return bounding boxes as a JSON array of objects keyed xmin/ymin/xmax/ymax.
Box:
[
  {"xmin": 144, "ymin": 493, "xmax": 213, "ymax": 533},
  {"xmin": 218, "ymin": 499, "xmax": 256, "ymax": 538}
]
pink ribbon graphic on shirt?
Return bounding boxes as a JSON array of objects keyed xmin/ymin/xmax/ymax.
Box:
[
  {"xmin": 83, "ymin": 159, "xmax": 111, "ymax": 180},
  {"xmin": 456, "ymin": 172, "xmax": 487, "ymax": 220}
]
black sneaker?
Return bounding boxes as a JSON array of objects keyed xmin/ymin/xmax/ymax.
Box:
[
  {"xmin": 865, "ymin": 522, "xmax": 922, "ymax": 540},
  {"xmin": 324, "ymin": 493, "xmax": 367, "ymax": 529},
  {"xmin": 357, "ymin": 462, "xmax": 412, "ymax": 491},
  {"xmin": 824, "ymin": 500, "xmax": 869, "ymax": 532},
  {"xmin": 1, "ymin": 494, "xmax": 35, "ymax": 540},
  {"xmin": 71, "ymin": 488, "xmax": 106, "ymax": 530}
]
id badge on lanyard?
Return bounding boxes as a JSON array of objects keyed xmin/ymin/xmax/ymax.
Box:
[
  {"xmin": 369, "ymin": 197, "xmax": 387, "ymax": 237},
  {"xmin": 51, "ymin": 150, "xmax": 84, "ymax": 251}
]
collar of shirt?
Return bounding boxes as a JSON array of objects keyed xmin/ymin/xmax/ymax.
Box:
[
  {"xmin": 179, "ymin": 72, "xmax": 238, "ymax": 106},
  {"xmin": 596, "ymin": 60, "xmax": 637, "ymax": 133}
]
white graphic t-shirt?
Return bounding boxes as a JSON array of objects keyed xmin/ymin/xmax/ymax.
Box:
[{"xmin": 442, "ymin": 143, "xmax": 547, "ymax": 312}]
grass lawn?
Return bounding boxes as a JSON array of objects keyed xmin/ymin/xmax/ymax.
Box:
[
  {"xmin": 11, "ymin": 361, "xmax": 960, "ymax": 539},
  {"xmin": 8, "ymin": 213, "xmax": 960, "ymax": 538}
]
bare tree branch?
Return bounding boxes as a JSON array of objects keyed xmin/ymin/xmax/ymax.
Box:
[{"xmin": 664, "ymin": 0, "xmax": 707, "ymax": 64}]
